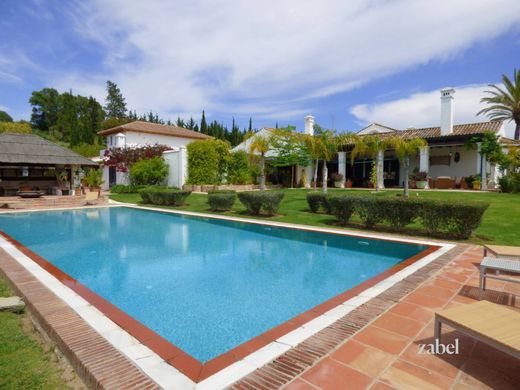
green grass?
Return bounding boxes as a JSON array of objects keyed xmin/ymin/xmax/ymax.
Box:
[
  {"xmin": 0, "ymin": 278, "xmax": 71, "ymax": 389},
  {"xmin": 110, "ymin": 188, "xmax": 520, "ymax": 245}
]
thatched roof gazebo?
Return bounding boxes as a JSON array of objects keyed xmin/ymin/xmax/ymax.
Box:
[{"xmin": 0, "ymin": 133, "xmax": 98, "ymax": 196}]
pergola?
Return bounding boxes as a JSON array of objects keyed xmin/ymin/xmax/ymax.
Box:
[{"xmin": 0, "ymin": 133, "xmax": 99, "ymax": 196}]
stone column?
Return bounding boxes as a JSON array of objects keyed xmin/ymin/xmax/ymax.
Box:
[
  {"xmin": 338, "ymin": 152, "xmax": 346, "ymax": 186},
  {"xmin": 419, "ymin": 146, "xmax": 430, "ymax": 189},
  {"xmin": 377, "ymin": 150, "xmax": 385, "ymax": 190}
]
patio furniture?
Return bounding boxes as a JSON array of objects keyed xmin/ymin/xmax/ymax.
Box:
[
  {"xmin": 84, "ymin": 191, "xmax": 99, "ymax": 205},
  {"xmin": 433, "ymin": 176, "xmax": 455, "ymax": 189},
  {"xmin": 434, "ymin": 300, "xmax": 520, "ymax": 359},
  {"xmin": 479, "ymin": 257, "xmax": 520, "ymax": 291},
  {"xmin": 484, "ymin": 244, "xmax": 520, "ymax": 259}
]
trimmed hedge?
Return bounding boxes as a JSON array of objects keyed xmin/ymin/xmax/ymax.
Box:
[
  {"xmin": 237, "ymin": 191, "xmax": 285, "ymax": 216},
  {"xmin": 139, "ymin": 187, "xmax": 191, "ymax": 206},
  {"xmin": 110, "ymin": 184, "xmax": 145, "ymax": 193},
  {"xmin": 325, "ymin": 194, "xmax": 488, "ymax": 239},
  {"xmin": 306, "ymin": 192, "xmax": 331, "ymax": 213},
  {"xmin": 418, "ymin": 199, "xmax": 489, "ymax": 239},
  {"xmin": 379, "ymin": 198, "xmax": 420, "ymax": 229},
  {"xmin": 353, "ymin": 196, "xmax": 385, "ymax": 228},
  {"xmin": 328, "ymin": 196, "xmax": 356, "ymax": 225},
  {"xmin": 208, "ymin": 190, "xmax": 237, "ymax": 211}
]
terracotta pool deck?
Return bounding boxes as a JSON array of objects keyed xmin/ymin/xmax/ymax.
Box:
[{"xmin": 232, "ymin": 246, "xmax": 520, "ymax": 390}]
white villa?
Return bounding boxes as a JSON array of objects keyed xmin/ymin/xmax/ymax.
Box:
[
  {"xmin": 98, "ymin": 121, "xmax": 211, "ymax": 190},
  {"xmin": 234, "ymin": 88, "xmax": 515, "ymax": 189}
]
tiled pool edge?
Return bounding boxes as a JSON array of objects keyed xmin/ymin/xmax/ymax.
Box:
[
  {"xmin": 229, "ymin": 244, "xmax": 468, "ymax": 390},
  {"xmin": 0, "ymin": 207, "xmax": 455, "ymax": 389},
  {"xmin": 0, "ymin": 245, "xmax": 162, "ymax": 390}
]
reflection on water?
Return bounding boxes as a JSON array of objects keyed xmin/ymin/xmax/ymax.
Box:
[{"xmin": 0, "ymin": 207, "xmax": 428, "ymax": 363}]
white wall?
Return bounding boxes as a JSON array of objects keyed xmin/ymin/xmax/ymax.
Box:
[
  {"xmin": 163, "ymin": 148, "xmax": 187, "ymax": 188},
  {"xmin": 123, "ymin": 132, "xmax": 193, "ymax": 149},
  {"xmin": 428, "ymin": 145, "xmax": 478, "ymax": 178}
]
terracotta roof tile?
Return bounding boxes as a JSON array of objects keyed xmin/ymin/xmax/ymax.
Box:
[
  {"xmin": 98, "ymin": 121, "xmax": 213, "ymax": 140},
  {"xmin": 395, "ymin": 121, "xmax": 503, "ymax": 140}
]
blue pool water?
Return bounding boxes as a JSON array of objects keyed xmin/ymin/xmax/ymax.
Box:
[{"xmin": 0, "ymin": 207, "xmax": 428, "ymax": 362}]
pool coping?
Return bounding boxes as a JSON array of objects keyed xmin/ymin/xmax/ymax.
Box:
[{"xmin": 0, "ymin": 205, "xmax": 455, "ymax": 389}]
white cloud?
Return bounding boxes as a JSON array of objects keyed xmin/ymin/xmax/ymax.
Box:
[
  {"xmin": 58, "ymin": 0, "xmax": 520, "ymax": 119},
  {"xmin": 350, "ymin": 84, "xmax": 516, "ymax": 138}
]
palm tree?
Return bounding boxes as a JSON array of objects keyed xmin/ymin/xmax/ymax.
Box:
[
  {"xmin": 302, "ymin": 133, "xmax": 321, "ymax": 190},
  {"xmin": 478, "ymin": 69, "xmax": 520, "ymax": 140},
  {"xmin": 248, "ymin": 134, "xmax": 272, "ymax": 190},
  {"xmin": 388, "ymin": 136, "xmax": 427, "ymax": 197},
  {"xmin": 350, "ymin": 134, "xmax": 390, "ymax": 191}
]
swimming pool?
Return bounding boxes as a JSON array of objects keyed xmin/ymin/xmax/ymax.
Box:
[{"xmin": 0, "ymin": 206, "xmax": 433, "ymax": 379}]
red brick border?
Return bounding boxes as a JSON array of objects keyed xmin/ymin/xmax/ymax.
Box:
[
  {"xmin": 0, "ymin": 230, "xmax": 438, "ymax": 383},
  {"xmin": 0, "ymin": 247, "xmax": 159, "ymax": 389}
]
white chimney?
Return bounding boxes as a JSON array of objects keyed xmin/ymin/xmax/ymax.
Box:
[
  {"xmin": 304, "ymin": 115, "xmax": 315, "ymax": 135},
  {"xmin": 440, "ymin": 88, "xmax": 455, "ymax": 135}
]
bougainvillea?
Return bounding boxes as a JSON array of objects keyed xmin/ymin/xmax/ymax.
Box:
[{"xmin": 103, "ymin": 144, "xmax": 172, "ymax": 172}]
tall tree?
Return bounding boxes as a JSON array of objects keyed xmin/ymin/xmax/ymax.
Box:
[
  {"xmin": 270, "ymin": 127, "xmax": 310, "ymax": 188},
  {"xmin": 200, "ymin": 110, "xmax": 208, "ymax": 134},
  {"xmin": 351, "ymin": 134, "xmax": 390, "ymax": 191},
  {"xmin": 104, "ymin": 80, "xmax": 127, "ymax": 119},
  {"xmin": 248, "ymin": 133, "xmax": 272, "ymax": 190},
  {"xmin": 176, "ymin": 117, "xmax": 185, "ymax": 127},
  {"xmin": 478, "ymin": 69, "xmax": 520, "ymax": 140},
  {"xmin": 185, "ymin": 116, "xmax": 197, "ymax": 130},
  {"xmin": 230, "ymin": 117, "xmax": 241, "ymax": 146},
  {"xmin": 248, "ymin": 117, "xmax": 253, "ymax": 132},
  {"xmin": 55, "ymin": 92, "xmax": 78, "ymax": 144},
  {"xmin": 388, "ymin": 137, "xmax": 427, "ymax": 197},
  {"xmin": 29, "ymin": 87, "xmax": 60, "ymax": 131},
  {"xmin": 0, "ymin": 110, "xmax": 13, "ymax": 122}
]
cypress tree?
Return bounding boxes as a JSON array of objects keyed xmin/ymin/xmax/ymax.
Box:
[
  {"xmin": 104, "ymin": 80, "xmax": 127, "ymax": 119},
  {"xmin": 200, "ymin": 110, "xmax": 208, "ymax": 134}
]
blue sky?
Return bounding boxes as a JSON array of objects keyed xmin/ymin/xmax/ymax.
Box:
[{"xmin": 1, "ymin": 0, "xmax": 520, "ymax": 137}]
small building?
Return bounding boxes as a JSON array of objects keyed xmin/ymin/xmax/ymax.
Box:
[
  {"xmin": 0, "ymin": 133, "xmax": 99, "ymax": 196},
  {"xmin": 98, "ymin": 121, "xmax": 212, "ymax": 189}
]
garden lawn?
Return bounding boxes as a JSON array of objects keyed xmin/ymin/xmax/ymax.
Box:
[
  {"xmin": 0, "ymin": 278, "xmax": 72, "ymax": 389},
  {"xmin": 110, "ymin": 189, "xmax": 520, "ymax": 246}
]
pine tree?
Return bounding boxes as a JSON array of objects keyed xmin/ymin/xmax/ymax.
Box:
[
  {"xmin": 185, "ymin": 117, "xmax": 197, "ymax": 130},
  {"xmin": 200, "ymin": 110, "xmax": 208, "ymax": 134},
  {"xmin": 248, "ymin": 117, "xmax": 253, "ymax": 132},
  {"xmin": 104, "ymin": 80, "xmax": 127, "ymax": 119},
  {"xmin": 176, "ymin": 117, "xmax": 185, "ymax": 127}
]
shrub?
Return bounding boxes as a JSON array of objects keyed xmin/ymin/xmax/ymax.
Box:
[
  {"xmin": 228, "ymin": 151, "xmax": 252, "ymax": 184},
  {"xmin": 237, "ymin": 191, "xmax": 285, "ymax": 216},
  {"xmin": 130, "ymin": 157, "xmax": 168, "ymax": 185},
  {"xmin": 187, "ymin": 139, "xmax": 230, "ymax": 184},
  {"xmin": 139, "ymin": 187, "xmax": 191, "ymax": 206},
  {"xmin": 208, "ymin": 190, "xmax": 237, "ymax": 211},
  {"xmin": 328, "ymin": 196, "xmax": 356, "ymax": 225},
  {"xmin": 110, "ymin": 184, "xmax": 144, "ymax": 193},
  {"xmin": 306, "ymin": 192, "xmax": 331, "ymax": 213},
  {"xmin": 418, "ymin": 199, "xmax": 489, "ymax": 239},
  {"xmin": 354, "ymin": 196, "xmax": 385, "ymax": 228},
  {"xmin": 83, "ymin": 168, "xmax": 104, "ymax": 188},
  {"xmin": 379, "ymin": 198, "xmax": 420, "ymax": 229},
  {"xmin": 498, "ymin": 173, "xmax": 520, "ymax": 193}
]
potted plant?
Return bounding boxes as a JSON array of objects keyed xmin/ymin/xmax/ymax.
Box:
[
  {"xmin": 472, "ymin": 175, "xmax": 482, "ymax": 190},
  {"xmin": 415, "ymin": 171, "xmax": 428, "ymax": 189},
  {"xmin": 74, "ymin": 185, "xmax": 82, "ymax": 196},
  {"xmin": 84, "ymin": 169, "xmax": 104, "ymax": 195},
  {"xmin": 344, "ymin": 178, "xmax": 353, "ymax": 188},
  {"xmin": 330, "ymin": 173, "xmax": 344, "ymax": 188}
]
